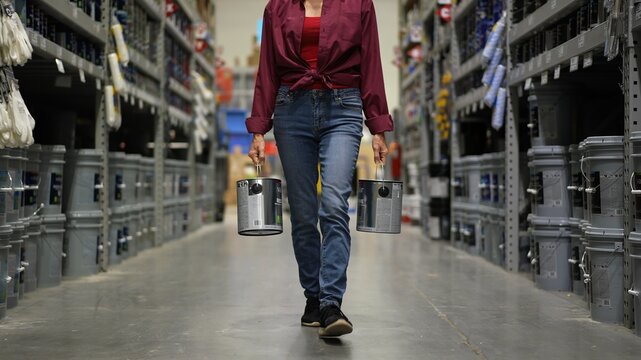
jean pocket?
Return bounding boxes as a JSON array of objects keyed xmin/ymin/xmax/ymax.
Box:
[
  {"xmin": 275, "ymin": 89, "xmax": 292, "ymax": 106},
  {"xmin": 338, "ymin": 95, "xmax": 362, "ymax": 111}
]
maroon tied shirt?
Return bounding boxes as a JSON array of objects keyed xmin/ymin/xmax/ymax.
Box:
[{"xmin": 246, "ymin": 0, "xmax": 394, "ymax": 135}]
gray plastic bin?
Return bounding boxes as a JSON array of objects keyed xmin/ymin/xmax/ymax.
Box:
[
  {"xmin": 452, "ymin": 158, "xmax": 465, "ymax": 203},
  {"xmin": 7, "ymin": 221, "xmax": 24, "ymax": 308},
  {"xmin": 460, "ymin": 204, "xmax": 482, "ymax": 255},
  {"xmin": 584, "ymin": 225, "xmax": 624, "ymax": 323},
  {"xmin": 527, "ymin": 86, "xmax": 574, "ymax": 146},
  {"xmin": 24, "ymin": 216, "xmax": 42, "ymax": 293},
  {"xmin": 123, "ymin": 154, "xmax": 142, "ymax": 205},
  {"xmin": 0, "ymin": 151, "xmax": 11, "ymax": 226},
  {"xmin": 137, "ymin": 203, "xmax": 155, "ymax": 251},
  {"xmin": 489, "ymin": 210, "xmax": 506, "ymax": 267},
  {"xmin": 108, "ymin": 152, "xmax": 127, "ymax": 209},
  {"xmin": 126, "ymin": 205, "xmax": 142, "ymax": 258},
  {"xmin": 64, "ymin": 211, "xmax": 103, "ymax": 278},
  {"xmin": 568, "ymin": 144, "xmax": 584, "ymax": 220},
  {"xmin": 24, "ymin": 145, "xmax": 41, "ymax": 218},
  {"xmin": 0, "ymin": 225, "xmax": 13, "ymax": 319},
  {"xmin": 568, "ymin": 218, "xmax": 584, "ymax": 297},
  {"xmin": 527, "ymin": 146, "xmax": 571, "ymax": 218},
  {"xmin": 108, "ymin": 206, "xmax": 129, "ymax": 265},
  {"xmin": 5, "ymin": 150, "xmax": 25, "ymax": 225},
  {"xmin": 38, "ymin": 145, "xmax": 66, "ymax": 216},
  {"xmin": 64, "ymin": 150, "xmax": 103, "ymax": 212},
  {"xmin": 140, "ymin": 157, "xmax": 155, "ymax": 203},
  {"xmin": 465, "ymin": 156, "xmax": 481, "ymax": 204},
  {"xmin": 38, "ymin": 214, "xmax": 66, "ymax": 288},
  {"xmin": 487, "ymin": 152, "xmax": 505, "ymax": 207},
  {"xmin": 628, "ymin": 232, "xmax": 641, "ymax": 336},
  {"xmin": 450, "ymin": 204, "xmax": 463, "ymax": 248},
  {"xmin": 528, "ymin": 215, "xmax": 572, "ymax": 291},
  {"xmin": 177, "ymin": 199, "xmax": 189, "ymax": 238},
  {"xmin": 582, "ymin": 136, "xmax": 624, "ymax": 229}
]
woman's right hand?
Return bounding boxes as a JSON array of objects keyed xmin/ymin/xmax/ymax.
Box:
[{"xmin": 248, "ymin": 134, "xmax": 265, "ymax": 166}]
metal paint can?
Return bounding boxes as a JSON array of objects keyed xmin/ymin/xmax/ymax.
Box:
[
  {"xmin": 357, "ymin": 179, "xmax": 403, "ymax": 234},
  {"xmin": 237, "ymin": 178, "xmax": 283, "ymax": 236}
]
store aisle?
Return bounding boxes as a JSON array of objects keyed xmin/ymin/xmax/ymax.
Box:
[{"xmin": 1, "ymin": 211, "xmax": 640, "ymax": 360}]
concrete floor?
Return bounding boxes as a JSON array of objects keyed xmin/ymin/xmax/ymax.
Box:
[{"xmin": 1, "ymin": 213, "xmax": 641, "ymax": 359}]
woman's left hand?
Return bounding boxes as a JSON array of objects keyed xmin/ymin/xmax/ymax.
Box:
[{"xmin": 372, "ymin": 133, "xmax": 389, "ymax": 165}]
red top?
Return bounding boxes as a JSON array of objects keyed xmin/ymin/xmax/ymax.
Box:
[{"xmin": 246, "ymin": 0, "xmax": 394, "ymax": 135}]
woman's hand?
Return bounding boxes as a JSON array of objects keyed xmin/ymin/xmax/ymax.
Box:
[
  {"xmin": 248, "ymin": 134, "xmax": 265, "ymax": 166},
  {"xmin": 372, "ymin": 133, "xmax": 388, "ymax": 165}
]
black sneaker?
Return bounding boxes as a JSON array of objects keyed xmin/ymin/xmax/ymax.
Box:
[
  {"xmin": 301, "ymin": 297, "xmax": 321, "ymax": 327},
  {"xmin": 318, "ymin": 305, "xmax": 353, "ymax": 338}
]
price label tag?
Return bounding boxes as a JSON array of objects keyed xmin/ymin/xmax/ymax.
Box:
[
  {"xmin": 583, "ymin": 52, "xmax": 593, "ymax": 68},
  {"xmin": 479, "ymin": 100, "xmax": 485, "ymax": 110},
  {"xmin": 472, "ymin": 102, "xmax": 478, "ymax": 113},
  {"xmin": 570, "ymin": 56, "xmax": 579, "ymax": 72},
  {"xmin": 151, "ymin": 107, "xmax": 156, "ymax": 115},
  {"xmin": 541, "ymin": 71, "xmax": 548, "ymax": 85},
  {"xmin": 130, "ymin": 95, "xmax": 136, "ymax": 106},
  {"xmin": 139, "ymin": 99, "xmax": 144, "ymax": 110},
  {"xmin": 517, "ymin": 85, "xmax": 524, "ymax": 98},
  {"xmin": 55, "ymin": 58, "xmax": 65, "ymax": 74},
  {"xmin": 550, "ymin": 0, "xmax": 557, "ymax": 9},
  {"xmin": 554, "ymin": 65, "xmax": 561, "ymax": 79},
  {"xmin": 79, "ymin": 69, "xmax": 86, "ymax": 83},
  {"xmin": 88, "ymin": 63, "xmax": 94, "ymax": 74},
  {"xmin": 524, "ymin": 77, "xmax": 533, "ymax": 90},
  {"xmin": 96, "ymin": 78, "xmax": 102, "ymax": 90}
]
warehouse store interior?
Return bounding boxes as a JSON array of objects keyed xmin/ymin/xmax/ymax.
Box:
[{"xmin": 0, "ymin": 0, "xmax": 641, "ymax": 358}]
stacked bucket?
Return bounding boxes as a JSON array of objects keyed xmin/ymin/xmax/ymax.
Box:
[
  {"xmin": 451, "ymin": 152, "xmax": 506, "ymax": 265},
  {"xmin": 63, "ymin": 149, "xmax": 104, "ymax": 278}
]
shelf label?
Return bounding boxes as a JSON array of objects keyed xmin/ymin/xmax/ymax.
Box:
[
  {"xmin": 472, "ymin": 102, "xmax": 478, "ymax": 113},
  {"xmin": 578, "ymin": 34, "xmax": 585, "ymax": 49},
  {"xmin": 524, "ymin": 77, "xmax": 533, "ymax": 90},
  {"xmin": 554, "ymin": 65, "xmax": 561, "ymax": 79},
  {"xmin": 139, "ymin": 99, "xmax": 144, "ymax": 110},
  {"xmin": 55, "ymin": 59, "xmax": 65, "ymax": 74},
  {"xmin": 79, "ymin": 69, "xmax": 86, "ymax": 83},
  {"xmin": 96, "ymin": 79, "xmax": 101, "ymax": 91},
  {"xmin": 570, "ymin": 56, "xmax": 579, "ymax": 72},
  {"xmin": 550, "ymin": 0, "xmax": 557, "ymax": 9},
  {"xmin": 541, "ymin": 71, "xmax": 548, "ymax": 85},
  {"xmin": 583, "ymin": 52, "xmax": 593, "ymax": 68},
  {"xmin": 130, "ymin": 94, "xmax": 135, "ymax": 105},
  {"xmin": 151, "ymin": 107, "xmax": 156, "ymax": 115}
]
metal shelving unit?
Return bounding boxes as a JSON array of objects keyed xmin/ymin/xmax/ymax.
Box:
[
  {"xmin": 508, "ymin": 0, "xmax": 582, "ymax": 45},
  {"xmin": 31, "ymin": 0, "xmax": 107, "ymax": 44}
]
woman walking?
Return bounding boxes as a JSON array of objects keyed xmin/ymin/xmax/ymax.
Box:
[{"xmin": 247, "ymin": 0, "xmax": 393, "ymax": 338}]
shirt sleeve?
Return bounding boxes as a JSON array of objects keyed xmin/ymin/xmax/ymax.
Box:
[
  {"xmin": 360, "ymin": 0, "xmax": 394, "ymax": 135},
  {"xmin": 246, "ymin": 6, "xmax": 280, "ymax": 134}
]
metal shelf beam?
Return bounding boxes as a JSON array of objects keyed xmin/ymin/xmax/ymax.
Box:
[
  {"xmin": 508, "ymin": 0, "xmax": 582, "ymax": 46},
  {"xmin": 195, "ymin": 53, "xmax": 216, "ymax": 78},
  {"xmin": 168, "ymin": 78, "xmax": 194, "ymax": 102},
  {"xmin": 454, "ymin": 52, "xmax": 483, "ymax": 82},
  {"xmin": 166, "ymin": 21, "xmax": 194, "ymax": 53},
  {"xmin": 401, "ymin": 67, "xmax": 423, "ymax": 91},
  {"xmin": 33, "ymin": 0, "xmax": 106, "ymax": 45},
  {"xmin": 454, "ymin": 87, "xmax": 485, "ymax": 112},
  {"xmin": 129, "ymin": 48, "xmax": 162, "ymax": 82},
  {"xmin": 168, "ymin": 105, "xmax": 193, "ymax": 126},
  {"xmin": 174, "ymin": 0, "xmax": 202, "ymax": 23},
  {"xmin": 27, "ymin": 29, "xmax": 104, "ymax": 80},
  {"xmin": 125, "ymin": 82, "xmax": 162, "ymax": 108},
  {"xmin": 508, "ymin": 21, "xmax": 607, "ymax": 86},
  {"xmin": 135, "ymin": 0, "xmax": 164, "ymax": 21}
]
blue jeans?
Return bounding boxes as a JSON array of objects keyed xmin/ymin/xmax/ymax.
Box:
[{"xmin": 273, "ymin": 86, "xmax": 363, "ymax": 309}]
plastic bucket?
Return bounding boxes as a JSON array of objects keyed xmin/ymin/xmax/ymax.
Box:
[
  {"xmin": 38, "ymin": 214, "xmax": 66, "ymax": 288},
  {"xmin": 140, "ymin": 157, "xmax": 155, "ymax": 203},
  {"xmin": 24, "ymin": 145, "xmax": 42, "ymax": 218},
  {"xmin": 584, "ymin": 225, "xmax": 624, "ymax": 323},
  {"xmin": 5, "ymin": 150, "xmax": 25, "ymax": 225},
  {"xmin": 24, "ymin": 216, "xmax": 42, "ymax": 293},
  {"xmin": 527, "ymin": 86, "xmax": 574, "ymax": 146},
  {"xmin": 0, "ymin": 225, "xmax": 13, "ymax": 319},
  {"xmin": 123, "ymin": 154, "xmax": 142, "ymax": 206},
  {"xmin": 568, "ymin": 218, "xmax": 584, "ymax": 297},
  {"xmin": 582, "ymin": 136, "xmax": 624, "ymax": 229},
  {"xmin": 64, "ymin": 149, "xmax": 103, "ymax": 212},
  {"xmin": 528, "ymin": 215, "xmax": 572, "ymax": 291},
  {"xmin": 7, "ymin": 221, "xmax": 24, "ymax": 308},
  {"xmin": 64, "ymin": 211, "xmax": 103, "ymax": 278},
  {"xmin": 108, "ymin": 206, "xmax": 129, "ymax": 265},
  {"xmin": 568, "ymin": 144, "xmax": 584, "ymax": 220},
  {"xmin": 628, "ymin": 232, "xmax": 641, "ymax": 336},
  {"xmin": 108, "ymin": 152, "xmax": 127, "ymax": 209},
  {"xmin": 38, "ymin": 145, "xmax": 66, "ymax": 216},
  {"xmin": 527, "ymin": 146, "xmax": 571, "ymax": 218}
]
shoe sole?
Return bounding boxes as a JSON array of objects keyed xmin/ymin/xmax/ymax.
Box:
[
  {"xmin": 318, "ymin": 319, "xmax": 353, "ymax": 338},
  {"xmin": 301, "ymin": 321, "xmax": 321, "ymax": 327}
]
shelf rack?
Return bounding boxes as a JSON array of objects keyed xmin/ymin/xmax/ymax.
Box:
[
  {"xmin": 399, "ymin": 0, "xmax": 641, "ymax": 337},
  {"xmin": 15, "ymin": 0, "xmax": 219, "ymax": 266}
]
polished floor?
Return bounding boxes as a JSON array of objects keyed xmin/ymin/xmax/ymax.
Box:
[{"xmin": 1, "ymin": 211, "xmax": 641, "ymax": 359}]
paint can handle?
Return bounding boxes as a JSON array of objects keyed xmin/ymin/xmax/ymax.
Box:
[
  {"xmin": 376, "ymin": 164, "xmax": 384, "ymax": 181},
  {"xmin": 256, "ymin": 164, "xmax": 262, "ymax": 178}
]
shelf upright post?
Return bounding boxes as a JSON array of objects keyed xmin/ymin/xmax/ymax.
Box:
[
  {"xmin": 505, "ymin": 1, "xmax": 521, "ymax": 273},
  {"xmin": 449, "ymin": 13, "xmax": 461, "ymax": 246},
  {"xmin": 154, "ymin": 9, "xmax": 167, "ymax": 247},
  {"xmin": 188, "ymin": 21, "xmax": 198, "ymax": 232},
  {"xmin": 95, "ymin": 0, "xmax": 111, "ymax": 271},
  {"xmin": 624, "ymin": 3, "xmax": 641, "ymax": 330}
]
